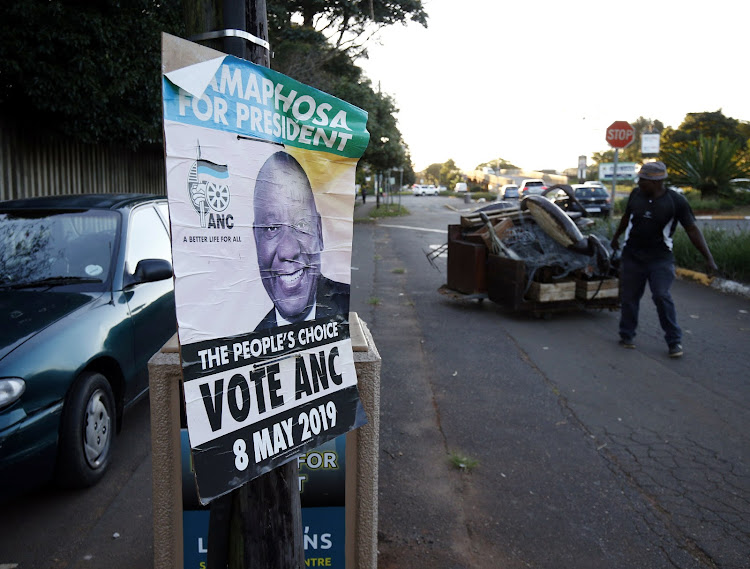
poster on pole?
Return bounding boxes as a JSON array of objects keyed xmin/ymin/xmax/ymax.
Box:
[{"xmin": 161, "ymin": 33, "xmax": 370, "ymax": 504}]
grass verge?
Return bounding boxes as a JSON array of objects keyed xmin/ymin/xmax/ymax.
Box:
[
  {"xmin": 590, "ymin": 218, "xmax": 750, "ymax": 284},
  {"xmin": 673, "ymin": 226, "xmax": 750, "ymax": 283},
  {"xmin": 367, "ymin": 203, "xmax": 410, "ymax": 218}
]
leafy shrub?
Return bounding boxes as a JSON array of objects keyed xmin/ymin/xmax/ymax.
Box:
[
  {"xmin": 590, "ymin": 218, "xmax": 750, "ymax": 284},
  {"xmin": 673, "ymin": 226, "xmax": 750, "ymax": 283}
]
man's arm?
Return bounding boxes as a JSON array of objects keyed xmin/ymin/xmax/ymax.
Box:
[
  {"xmin": 610, "ymin": 212, "xmax": 631, "ymax": 251},
  {"xmin": 684, "ymin": 223, "xmax": 719, "ymax": 274}
]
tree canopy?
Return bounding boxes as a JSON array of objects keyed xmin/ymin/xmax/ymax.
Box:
[
  {"xmin": 420, "ymin": 159, "xmax": 462, "ymax": 188},
  {"xmin": 0, "ymin": 0, "xmax": 417, "ymax": 177},
  {"xmin": 0, "ymin": 0, "xmax": 184, "ymax": 149},
  {"xmin": 274, "ymin": 0, "xmax": 427, "ymax": 58},
  {"xmin": 474, "ymin": 158, "xmax": 518, "ymax": 171}
]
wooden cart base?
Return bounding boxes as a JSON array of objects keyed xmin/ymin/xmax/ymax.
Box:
[{"xmin": 485, "ymin": 254, "xmax": 619, "ymax": 315}]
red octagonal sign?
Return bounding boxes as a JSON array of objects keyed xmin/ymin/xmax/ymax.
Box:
[{"xmin": 606, "ymin": 121, "xmax": 635, "ymax": 148}]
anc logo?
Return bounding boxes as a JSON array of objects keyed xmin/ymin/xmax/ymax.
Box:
[{"xmin": 187, "ymin": 158, "xmax": 234, "ymax": 229}]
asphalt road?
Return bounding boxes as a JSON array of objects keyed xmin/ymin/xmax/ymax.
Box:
[
  {"xmin": 352, "ymin": 195, "xmax": 750, "ymax": 569},
  {"xmin": 0, "ymin": 396, "xmax": 154, "ymax": 569},
  {"xmin": 1, "ymin": 194, "xmax": 748, "ymax": 569}
]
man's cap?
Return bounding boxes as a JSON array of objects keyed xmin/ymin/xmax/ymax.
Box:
[{"xmin": 638, "ymin": 161, "xmax": 668, "ymax": 181}]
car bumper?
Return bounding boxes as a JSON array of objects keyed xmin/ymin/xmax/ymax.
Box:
[
  {"xmin": 0, "ymin": 402, "xmax": 62, "ymax": 501},
  {"xmin": 582, "ymin": 205, "xmax": 612, "ymax": 215}
]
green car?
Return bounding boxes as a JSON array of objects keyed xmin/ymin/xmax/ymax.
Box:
[{"xmin": 0, "ymin": 194, "xmax": 176, "ymax": 501}]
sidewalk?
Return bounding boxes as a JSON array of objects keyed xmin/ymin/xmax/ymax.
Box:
[
  {"xmin": 695, "ymin": 214, "xmax": 750, "ymax": 220},
  {"xmin": 353, "ymin": 198, "xmax": 380, "ymax": 221},
  {"xmin": 676, "ymin": 268, "xmax": 750, "ymax": 299}
]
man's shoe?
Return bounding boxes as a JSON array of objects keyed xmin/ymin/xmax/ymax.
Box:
[
  {"xmin": 668, "ymin": 344, "xmax": 684, "ymax": 358},
  {"xmin": 619, "ymin": 338, "xmax": 636, "ymax": 349}
]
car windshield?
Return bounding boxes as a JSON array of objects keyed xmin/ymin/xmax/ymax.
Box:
[
  {"xmin": 0, "ymin": 209, "xmax": 119, "ymax": 290},
  {"xmin": 575, "ymin": 188, "xmax": 608, "ymax": 198}
]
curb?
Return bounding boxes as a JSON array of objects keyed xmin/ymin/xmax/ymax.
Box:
[
  {"xmin": 694, "ymin": 215, "xmax": 750, "ymax": 220},
  {"xmin": 675, "ymin": 268, "xmax": 750, "ymax": 300}
]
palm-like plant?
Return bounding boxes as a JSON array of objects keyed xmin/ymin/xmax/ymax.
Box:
[{"xmin": 662, "ymin": 135, "xmax": 750, "ymax": 199}]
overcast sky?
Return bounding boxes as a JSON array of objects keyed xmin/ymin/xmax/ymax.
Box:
[{"xmin": 359, "ymin": 0, "xmax": 750, "ymax": 173}]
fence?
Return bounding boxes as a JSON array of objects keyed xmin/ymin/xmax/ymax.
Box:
[{"xmin": 0, "ymin": 118, "xmax": 165, "ymax": 201}]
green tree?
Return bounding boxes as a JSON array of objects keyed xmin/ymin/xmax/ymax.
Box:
[
  {"xmin": 662, "ymin": 135, "xmax": 750, "ymax": 198},
  {"xmin": 475, "ymin": 157, "xmax": 518, "ymax": 170},
  {"xmin": 420, "ymin": 159, "xmax": 461, "ymax": 187},
  {"xmin": 422, "ymin": 163, "xmax": 442, "ymax": 185},
  {"xmin": 268, "ymin": 2, "xmax": 416, "ymax": 181},
  {"xmin": 0, "ymin": 0, "xmax": 184, "ymax": 149},
  {"xmin": 0, "ymin": 0, "xmax": 421, "ymax": 173},
  {"xmin": 439, "ymin": 159, "xmax": 463, "ymax": 188},
  {"xmin": 663, "ymin": 111, "xmax": 746, "ymax": 147},
  {"xmin": 274, "ymin": 0, "xmax": 427, "ymax": 57}
]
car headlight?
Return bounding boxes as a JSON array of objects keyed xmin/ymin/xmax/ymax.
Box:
[{"xmin": 0, "ymin": 378, "xmax": 25, "ymax": 410}]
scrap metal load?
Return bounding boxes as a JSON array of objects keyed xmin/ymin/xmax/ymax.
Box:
[{"xmin": 444, "ymin": 186, "xmax": 620, "ymax": 314}]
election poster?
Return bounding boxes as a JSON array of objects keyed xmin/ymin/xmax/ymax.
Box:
[
  {"xmin": 161, "ymin": 33, "xmax": 370, "ymax": 504},
  {"xmin": 182, "ymin": 432, "xmax": 348, "ymax": 569}
]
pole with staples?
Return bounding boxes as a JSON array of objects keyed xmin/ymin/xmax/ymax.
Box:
[{"xmin": 195, "ymin": 2, "xmax": 304, "ymax": 567}]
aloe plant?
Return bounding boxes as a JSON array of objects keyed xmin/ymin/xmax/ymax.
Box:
[{"xmin": 662, "ymin": 135, "xmax": 750, "ymax": 199}]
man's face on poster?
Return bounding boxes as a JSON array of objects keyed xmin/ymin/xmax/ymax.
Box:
[{"xmin": 253, "ymin": 156, "xmax": 323, "ymax": 323}]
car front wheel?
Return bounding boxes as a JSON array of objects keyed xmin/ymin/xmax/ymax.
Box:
[{"xmin": 56, "ymin": 372, "xmax": 116, "ymax": 489}]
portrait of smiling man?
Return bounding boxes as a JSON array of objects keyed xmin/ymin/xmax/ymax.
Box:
[{"xmin": 252, "ymin": 151, "xmax": 350, "ymax": 331}]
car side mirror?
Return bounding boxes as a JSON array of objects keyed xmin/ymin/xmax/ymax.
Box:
[{"xmin": 131, "ymin": 258, "xmax": 173, "ymax": 285}]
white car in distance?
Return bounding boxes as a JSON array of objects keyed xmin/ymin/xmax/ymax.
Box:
[
  {"xmin": 518, "ymin": 179, "xmax": 547, "ymax": 196},
  {"xmin": 412, "ymin": 184, "xmax": 439, "ymax": 196}
]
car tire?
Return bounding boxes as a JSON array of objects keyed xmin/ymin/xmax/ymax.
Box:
[{"xmin": 56, "ymin": 372, "xmax": 116, "ymax": 489}]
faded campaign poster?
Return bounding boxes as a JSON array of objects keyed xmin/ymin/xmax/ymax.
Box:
[{"xmin": 161, "ymin": 34, "xmax": 370, "ymax": 504}]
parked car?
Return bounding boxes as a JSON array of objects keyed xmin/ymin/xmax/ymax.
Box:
[
  {"xmin": 583, "ymin": 181, "xmax": 606, "ymax": 189},
  {"xmin": 499, "ymin": 184, "xmax": 520, "ymax": 200},
  {"xmin": 0, "ymin": 194, "xmax": 176, "ymax": 501},
  {"xmin": 518, "ymin": 179, "xmax": 547, "ymax": 196},
  {"xmin": 454, "ymin": 182, "xmax": 468, "ymax": 193},
  {"xmin": 554, "ymin": 184, "xmax": 612, "ymax": 216},
  {"xmin": 412, "ymin": 184, "xmax": 439, "ymax": 196}
]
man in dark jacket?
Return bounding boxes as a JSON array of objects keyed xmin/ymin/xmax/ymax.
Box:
[
  {"xmin": 610, "ymin": 161, "xmax": 717, "ymax": 358},
  {"xmin": 253, "ymin": 151, "xmax": 349, "ymax": 331}
]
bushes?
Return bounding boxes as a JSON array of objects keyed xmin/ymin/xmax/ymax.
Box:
[
  {"xmin": 683, "ymin": 189, "xmax": 750, "ymax": 213},
  {"xmin": 684, "ymin": 193, "xmax": 735, "ymax": 213},
  {"xmin": 672, "ymin": 226, "xmax": 750, "ymax": 283},
  {"xmin": 466, "ymin": 192, "xmax": 495, "ymax": 201},
  {"xmin": 613, "ymin": 197, "xmax": 628, "ymax": 216},
  {"xmin": 591, "ymin": 218, "xmax": 750, "ymax": 284}
]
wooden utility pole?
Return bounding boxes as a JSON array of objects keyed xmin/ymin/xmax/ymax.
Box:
[{"xmin": 185, "ymin": 2, "xmax": 304, "ymax": 568}]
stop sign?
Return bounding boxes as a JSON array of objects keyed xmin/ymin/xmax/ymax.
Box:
[{"xmin": 606, "ymin": 121, "xmax": 635, "ymax": 149}]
